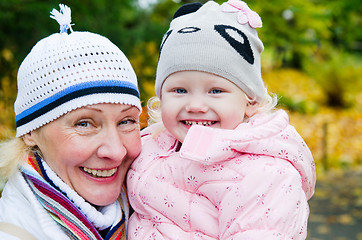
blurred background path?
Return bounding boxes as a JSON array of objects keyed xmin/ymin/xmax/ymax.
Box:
[{"xmin": 307, "ymin": 168, "xmax": 362, "ymax": 240}]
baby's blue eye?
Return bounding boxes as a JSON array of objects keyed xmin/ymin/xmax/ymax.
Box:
[
  {"xmin": 210, "ymin": 89, "xmax": 222, "ymax": 94},
  {"xmin": 175, "ymin": 88, "xmax": 187, "ymax": 94}
]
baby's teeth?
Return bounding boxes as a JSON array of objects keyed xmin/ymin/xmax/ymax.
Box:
[{"xmin": 185, "ymin": 121, "xmax": 213, "ymax": 126}]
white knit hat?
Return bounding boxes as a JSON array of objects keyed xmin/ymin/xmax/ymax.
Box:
[
  {"xmin": 156, "ymin": 0, "xmax": 266, "ymax": 101},
  {"xmin": 15, "ymin": 4, "xmax": 141, "ymax": 137}
]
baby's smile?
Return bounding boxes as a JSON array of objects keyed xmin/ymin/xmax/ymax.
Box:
[{"xmin": 183, "ymin": 120, "xmax": 216, "ymax": 126}]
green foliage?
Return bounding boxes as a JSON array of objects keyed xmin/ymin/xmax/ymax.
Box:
[
  {"xmin": 304, "ymin": 49, "xmax": 362, "ymax": 108},
  {"xmin": 254, "ymin": 0, "xmax": 320, "ymax": 68},
  {"xmin": 0, "ymin": 49, "xmax": 17, "ymax": 132},
  {"xmin": 263, "ymin": 68, "xmax": 327, "ymax": 113},
  {"xmin": 317, "ymin": 0, "xmax": 362, "ymax": 52},
  {"xmin": 129, "ymin": 41, "xmax": 160, "ymax": 103},
  {"xmin": 277, "ymin": 95, "xmax": 319, "ymax": 114}
]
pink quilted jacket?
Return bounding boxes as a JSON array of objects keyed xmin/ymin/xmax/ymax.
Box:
[{"xmin": 127, "ymin": 110, "xmax": 316, "ymax": 239}]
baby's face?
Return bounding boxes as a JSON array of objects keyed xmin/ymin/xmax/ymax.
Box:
[{"xmin": 160, "ymin": 70, "xmax": 252, "ymax": 142}]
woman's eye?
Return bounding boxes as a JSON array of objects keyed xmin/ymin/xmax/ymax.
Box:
[
  {"xmin": 175, "ymin": 88, "xmax": 187, "ymax": 94},
  {"xmin": 210, "ymin": 89, "xmax": 222, "ymax": 94},
  {"xmin": 119, "ymin": 119, "xmax": 136, "ymax": 126},
  {"xmin": 119, "ymin": 118, "xmax": 138, "ymax": 132},
  {"xmin": 75, "ymin": 121, "xmax": 90, "ymax": 127}
]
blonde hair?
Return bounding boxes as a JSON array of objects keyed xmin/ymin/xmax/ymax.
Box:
[
  {"xmin": 147, "ymin": 96, "xmax": 162, "ymax": 125},
  {"xmin": 248, "ymin": 88, "xmax": 279, "ymax": 115},
  {"xmin": 0, "ymin": 137, "xmax": 32, "ymax": 181},
  {"xmin": 147, "ymin": 88, "xmax": 278, "ymax": 126}
]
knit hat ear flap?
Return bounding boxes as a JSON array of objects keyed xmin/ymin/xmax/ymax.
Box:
[{"xmin": 173, "ymin": 3, "xmax": 203, "ymax": 19}]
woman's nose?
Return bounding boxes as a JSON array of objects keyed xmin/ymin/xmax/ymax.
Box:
[{"xmin": 97, "ymin": 128, "xmax": 126, "ymax": 162}]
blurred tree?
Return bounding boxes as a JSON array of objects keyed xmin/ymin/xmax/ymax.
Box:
[
  {"xmin": 0, "ymin": 0, "xmax": 165, "ymax": 107},
  {"xmin": 0, "ymin": 0, "xmax": 361, "ymax": 126},
  {"xmin": 0, "ymin": 0, "xmax": 146, "ymax": 129},
  {"xmin": 320, "ymin": 0, "xmax": 362, "ymax": 52},
  {"xmin": 249, "ymin": 0, "xmax": 326, "ymax": 69}
]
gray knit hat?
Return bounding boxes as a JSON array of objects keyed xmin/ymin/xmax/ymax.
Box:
[
  {"xmin": 15, "ymin": 4, "xmax": 141, "ymax": 137},
  {"xmin": 155, "ymin": 0, "xmax": 266, "ymax": 101}
]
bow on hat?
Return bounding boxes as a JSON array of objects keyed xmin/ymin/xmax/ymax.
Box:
[{"xmin": 222, "ymin": 0, "xmax": 262, "ymax": 28}]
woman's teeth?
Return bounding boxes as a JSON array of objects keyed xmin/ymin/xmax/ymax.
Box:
[
  {"xmin": 184, "ymin": 121, "xmax": 215, "ymax": 126},
  {"xmin": 82, "ymin": 167, "xmax": 117, "ymax": 178}
]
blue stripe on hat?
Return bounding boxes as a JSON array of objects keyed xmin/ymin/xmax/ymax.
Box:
[{"xmin": 16, "ymin": 80, "xmax": 140, "ymax": 128}]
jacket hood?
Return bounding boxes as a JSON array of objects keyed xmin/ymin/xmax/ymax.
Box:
[{"xmin": 179, "ymin": 109, "xmax": 316, "ymax": 199}]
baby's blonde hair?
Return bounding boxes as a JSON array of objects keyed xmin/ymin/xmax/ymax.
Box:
[
  {"xmin": 0, "ymin": 137, "xmax": 32, "ymax": 181},
  {"xmin": 147, "ymin": 88, "xmax": 278, "ymax": 126}
]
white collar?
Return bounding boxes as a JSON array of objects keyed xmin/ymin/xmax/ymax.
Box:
[{"xmin": 41, "ymin": 160, "xmax": 122, "ymax": 230}]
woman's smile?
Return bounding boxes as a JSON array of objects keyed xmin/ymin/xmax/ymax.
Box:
[{"xmin": 81, "ymin": 167, "xmax": 118, "ymax": 178}]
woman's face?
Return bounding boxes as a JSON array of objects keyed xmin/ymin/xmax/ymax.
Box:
[{"xmin": 24, "ymin": 103, "xmax": 141, "ymax": 206}]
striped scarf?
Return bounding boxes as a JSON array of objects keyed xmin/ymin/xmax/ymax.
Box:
[{"xmin": 22, "ymin": 154, "xmax": 126, "ymax": 240}]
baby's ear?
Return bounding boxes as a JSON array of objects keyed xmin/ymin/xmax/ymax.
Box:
[
  {"xmin": 23, "ymin": 132, "xmax": 37, "ymax": 147},
  {"xmin": 245, "ymin": 102, "xmax": 258, "ymax": 117}
]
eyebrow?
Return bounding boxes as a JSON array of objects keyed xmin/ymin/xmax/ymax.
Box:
[
  {"xmin": 121, "ymin": 105, "xmax": 135, "ymax": 112},
  {"xmin": 84, "ymin": 106, "xmax": 103, "ymax": 112},
  {"xmin": 85, "ymin": 104, "xmax": 136, "ymax": 113}
]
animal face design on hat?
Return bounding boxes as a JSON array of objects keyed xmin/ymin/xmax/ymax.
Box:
[
  {"xmin": 161, "ymin": 23, "xmax": 255, "ymax": 65},
  {"xmin": 160, "ymin": 0, "xmax": 261, "ymax": 64},
  {"xmin": 155, "ymin": 0, "xmax": 266, "ymax": 102}
]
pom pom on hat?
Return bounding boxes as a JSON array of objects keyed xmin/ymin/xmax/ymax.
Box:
[
  {"xmin": 15, "ymin": 4, "xmax": 141, "ymax": 137},
  {"xmin": 156, "ymin": 0, "xmax": 266, "ymax": 101},
  {"xmin": 50, "ymin": 4, "xmax": 74, "ymax": 33}
]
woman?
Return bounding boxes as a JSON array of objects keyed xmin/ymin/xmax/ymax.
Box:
[{"xmin": 0, "ymin": 4, "xmax": 141, "ymax": 240}]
